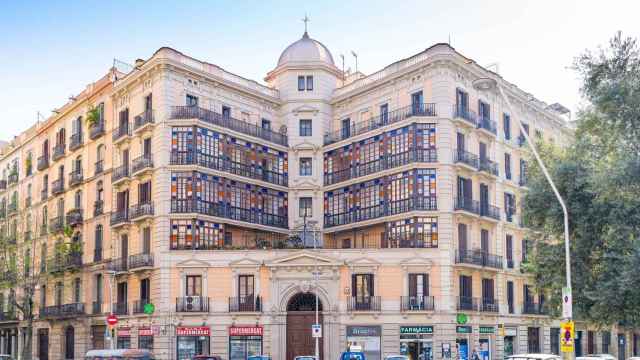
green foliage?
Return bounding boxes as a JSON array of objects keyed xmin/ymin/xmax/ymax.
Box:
[
  {"xmin": 86, "ymin": 106, "xmax": 100, "ymax": 126},
  {"xmin": 523, "ymin": 32, "xmax": 640, "ymax": 327}
]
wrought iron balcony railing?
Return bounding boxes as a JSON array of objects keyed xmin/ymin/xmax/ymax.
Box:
[
  {"xmin": 347, "ymin": 296, "xmax": 381, "ymax": 312},
  {"xmin": 41, "ymin": 188, "xmax": 48, "ymax": 202},
  {"xmin": 69, "ymin": 170, "xmax": 83, "ymax": 187},
  {"xmin": 66, "ymin": 208, "xmax": 83, "ymax": 226},
  {"xmin": 457, "ymin": 296, "xmax": 479, "ymax": 311},
  {"xmin": 171, "ymin": 106, "xmax": 288, "ymax": 146},
  {"xmin": 324, "ymin": 149, "xmax": 437, "ymax": 185},
  {"xmin": 112, "ymin": 302, "xmax": 129, "ymax": 315},
  {"xmin": 47, "ymin": 252, "xmax": 82, "ymax": 273},
  {"xmin": 112, "ymin": 164, "xmax": 129, "ymax": 183},
  {"xmin": 131, "ymin": 155, "xmax": 153, "ymax": 175},
  {"xmin": 479, "ymin": 158, "xmax": 499, "ymax": 176},
  {"xmin": 52, "ymin": 143, "xmax": 65, "ymax": 161},
  {"xmin": 133, "ymin": 299, "xmax": 152, "ymax": 314},
  {"xmin": 7, "ymin": 201, "xmax": 17, "ymax": 215},
  {"xmin": 94, "ymin": 200, "xmax": 104, "ymax": 216},
  {"xmin": 480, "ymin": 298, "xmax": 499, "ymax": 313},
  {"xmin": 171, "ymin": 199, "xmax": 288, "ymax": 229},
  {"xmin": 324, "ymin": 195, "xmax": 437, "ymax": 228},
  {"xmin": 455, "ymin": 249, "xmax": 504, "ymax": 269},
  {"xmin": 400, "ymin": 296, "xmax": 435, "ymax": 311},
  {"xmin": 49, "ymin": 216, "xmax": 64, "ymax": 233},
  {"xmin": 229, "ymin": 296, "xmax": 262, "ymax": 312},
  {"xmin": 69, "ymin": 133, "xmax": 83, "ymax": 151},
  {"xmin": 8, "ymin": 173, "xmax": 18, "ymax": 186},
  {"xmin": 522, "ymin": 302, "xmax": 547, "ymax": 315},
  {"xmin": 129, "ymin": 253, "xmax": 153, "ymax": 270},
  {"xmin": 89, "ymin": 122, "xmax": 105, "ymax": 140},
  {"xmin": 324, "ymin": 103, "xmax": 437, "ymax": 145},
  {"xmin": 95, "ymin": 160, "xmax": 104, "ymax": 175},
  {"xmin": 112, "ymin": 123, "xmax": 131, "ymax": 142},
  {"xmin": 0, "ymin": 180, "xmax": 6, "ymax": 191},
  {"xmin": 130, "ymin": 202, "xmax": 154, "ymax": 220},
  {"xmin": 176, "ymin": 296, "xmax": 210, "ymax": 313},
  {"xmin": 107, "ymin": 257, "xmax": 128, "ymax": 272},
  {"xmin": 39, "ymin": 303, "xmax": 85, "ymax": 318},
  {"xmin": 479, "ymin": 203, "xmax": 501, "ymax": 220},
  {"xmin": 37, "ymin": 155, "xmax": 49, "ymax": 171},
  {"xmin": 133, "ymin": 110, "xmax": 154, "ymax": 131},
  {"xmin": 110, "ymin": 208, "xmax": 129, "ymax": 226},
  {"xmin": 51, "ymin": 178, "xmax": 64, "ymax": 195},
  {"xmin": 92, "ymin": 301, "xmax": 103, "ymax": 315},
  {"xmin": 477, "ymin": 117, "xmax": 497, "ymax": 135},
  {"xmin": 452, "ymin": 106, "xmax": 478, "ymax": 125},
  {"xmin": 453, "ymin": 149, "xmax": 480, "ymax": 168}
]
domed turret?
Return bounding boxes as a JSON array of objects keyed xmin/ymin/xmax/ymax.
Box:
[{"xmin": 277, "ymin": 31, "xmax": 335, "ymax": 67}]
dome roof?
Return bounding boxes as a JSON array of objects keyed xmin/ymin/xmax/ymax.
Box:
[{"xmin": 277, "ymin": 32, "xmax": 335, "ymax": 67}]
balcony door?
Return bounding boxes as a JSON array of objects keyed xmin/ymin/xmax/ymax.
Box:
[
  {"xmin": 411, "ymin": 91, "xmax": 423, "ymax": 114},
  {"xmin": 408, "ymin": 273, "xmax": 428, "ymax": 309},
  {"xmin": 117, "ymin": 282, "xmax": 127, "ymax": 305},
  {"xmin": 457, "ymin": 132, "xmax": 466, "ymax": 152},
  {"xmin": 144, "ymin": 94, "xmax": 152, "ymax": 113},
  {"xmin": 120, "ymin": 234, "xmax": 128, "ymax": 267},
  {"xmin": 482, "ymin": 278, "xmax": 494, "ymax": 307},
  {"xmin": 479, "ymin": 142, "xmax": 487, "ymax": 162},
  {"xmin": 457, "ymin": 177, "xmax": 472, "ymax": 202},
  {"xmin": 456, "ymin": 89, "xmax": 468, "ymax": 112},
  {"xmin": 507, "ymin": 281, "xmax": 514, "ymax": 313},
  {"xmin": 238, "ymin": 275, "xmax": 255, "ymax": 311},
  {"xmin": 341, "ymin": 118, "xmax": 351, "ymax": 139},
  {"xmin": 143, "ymin": 138, "xmax": 151, "ymax": 158},
  {"xmin": 459, "ymin": 275, "xmax": 472, "ymax": 309},
  {"xmin": 122, "ymin": 149, "xmax": 129, "ymax": 168},
  {"xmin": 458, "ymin": 224, "xmax": 468, "ymax": 252},
  {"xmin": 186, "ymin": 275, "xmax": 202, "ymax": 296},
  {"xmin": 480, "ymin": 184, "xmax": 489, "ymax": 214},
  {"xmin": 140, "ymin": 278, "xmax": 150, "ymax": 303},
  {"xmin": 117, "ymin": 190, "xmax": 129, "ymax": 212},
  {"xmin": 481, "ymin": 229, "xmax": 489, "ymax": 253},
  {"xmin": 352, "ymin": 274, "xmax": 374, "ymax": 306}
]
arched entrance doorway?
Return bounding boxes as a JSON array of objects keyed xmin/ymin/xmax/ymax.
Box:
[{"xmin": 286, "ymin": 292, "xmax": 323, "ymax": 360}]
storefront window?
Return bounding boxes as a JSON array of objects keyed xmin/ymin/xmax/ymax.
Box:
[
  {"xmin": 346, "ymin": 326, "xmax": 381, "ymax": 360},
  {"xmin": 400, "ymin": 326, "xmax": 433, "ymax": 360},
  {"xmin": 116, "ymin": 328, "xmax": 131, "ymax": 349},
  {"xmin": 139, "ymin": 327, "xmax": 154, "ymax": 350},
  {"xmin": 176, "ymin": 327, "xmax": 210, "ymax": 360},
  {"xmin": 229, "ymin": 326, "xmax": 263, "ymax": 360}
]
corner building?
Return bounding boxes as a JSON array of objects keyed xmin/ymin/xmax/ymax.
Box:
[{"xmin": 1, "ymin": 30, "xmax": 638, "ymax": 360}]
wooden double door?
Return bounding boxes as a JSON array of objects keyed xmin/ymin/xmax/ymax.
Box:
[{"xmin": 286, "ymin": 311, "xmax": 323, "ymax": 360}]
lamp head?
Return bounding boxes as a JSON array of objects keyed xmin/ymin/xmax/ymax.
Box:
[{"xmin": 472, "ymin": 77, "xmax": 497, "ymax": 91}]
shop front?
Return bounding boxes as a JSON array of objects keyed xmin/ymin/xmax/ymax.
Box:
[
  {"xmin": 177, "ymin": 326, "xmax": 210, "ymax": 360},
  {"xmin": 479, "ymin": 326, "xmax": 495, "ymax": 360},
  {"xmin": 138, "ymin": 327, "xmax": 154, "ymax": 350},
  {"xmin": 456, "ymin": 326, "xmax": 472, "ymax": 360},
  {"xmin": 346, "ymin": 326, "xmax": 381, "ymax": 360},
  {"xmin": 117, "ymin": 327, "xmax": 132, "ymax": 349},
  {"xmin": 229, "ymin": 326, "xmax": 263, "ymax": 360},
  {"xmin": 400, "ymin": 326, "xmax": 434, "ymax": 360},
  {"xmin": 502, "ymin": 327, "xmax": 517, "ymax": 360}
]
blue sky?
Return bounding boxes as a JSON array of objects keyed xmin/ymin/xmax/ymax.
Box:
[{"xmin": 1, "ymin": 0, "xmax": 638, "ymax": 140}]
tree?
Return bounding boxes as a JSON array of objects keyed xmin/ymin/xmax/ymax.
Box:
[{"xmin": 523, "ymin": 32, "xmax": 640, "ymax": 327}]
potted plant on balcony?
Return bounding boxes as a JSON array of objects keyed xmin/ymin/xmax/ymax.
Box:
[{"xmin": 86, "ymin": 105, "xmax": 101, "ymax": 127}]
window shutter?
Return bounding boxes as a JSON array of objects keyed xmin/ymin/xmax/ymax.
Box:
[
  {"xmin": 423, "ymin": 274, "xmax": 429, "ymax": 297},
  {"xmin": 408, "ymin": 274, "xmax": 417, "ymax": 297}
]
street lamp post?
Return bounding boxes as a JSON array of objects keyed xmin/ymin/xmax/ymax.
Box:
[
  {"xmin": 303, "ymin": 208, "xmax": 320, "ymax": 360},
  {"xmin": 473, "ymin": 77, "xmax": 572, "ymax": 356}
]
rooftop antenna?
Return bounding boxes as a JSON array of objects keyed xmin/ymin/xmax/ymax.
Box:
[
  {"xmin": 448, "ymin": 33, "xmax": 451, "ymax": 45},
  {"xmin": 37, "ymin": 111, "xmax": 45, "ymax": 123},
  {"xmin": 351, "ymin": 50, "xmax": 358, "ymax": 74},
  {"xmin": 302, "ymin": 14, "xmax": 310, "ymax": 35}
]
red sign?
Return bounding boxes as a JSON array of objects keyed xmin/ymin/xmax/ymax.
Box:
[
  {"xmin": 138, "ymin": 327, "xmax": 153, "ymax": 337},
  {"xmin": 229, "ymin": 326, "xmax": 263, "ymax": 336},
  {"xmin": 107, "ymin": 314, "xmax": 118, "ymax": 326},
  {"xmin": 176, "ymin": 326, "xmax": 210, "ymax": 336},
  {"xmin": 117, "ymin": 328, "xmax": 131, "ymax": 337}
]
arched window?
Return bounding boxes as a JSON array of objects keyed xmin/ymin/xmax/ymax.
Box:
[{"xmin": 74, "ymin": 190, "xmax": 82, "ymax": 209}]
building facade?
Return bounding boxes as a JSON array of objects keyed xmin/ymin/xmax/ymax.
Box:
[{"xmin": 0, "ymin": 30, "xmax": 637, "ymax": 360}]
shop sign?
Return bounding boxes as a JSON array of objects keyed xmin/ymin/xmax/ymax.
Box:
[
  {"xmin": 117, "ymin": 328, "xmax": 131, "ymax": 337},
  {"xmin": 456, "ymin": 314, "xmax": 468, "ymax": 325},
  {"xmin": 505, "ymin": 328, "xmax": 517, "ymax": 336},
  {"xmin": 479, "ymin": 326, "xmax": 495, "ymax": 334},
  {"xmin": 138, "ymin": 327, "xmax": 153, "ymax": 337},
  {"xmin": 456, "ymin": 326, "xmax": 472, "ymax": 334},
  {"xmin": 347, "ymin": 326, "xmax": 381, "ymax": 337},
  {"xmin": 229, "ymin": 326, "xmax": 263, "ymax": 336},
  {"xmin": 176, "ymin": 326, "xmax": 210, "ymax": 336},
  {"xmin": 400, "ymin": 326, "xmax": 434, "ymax": 334}
]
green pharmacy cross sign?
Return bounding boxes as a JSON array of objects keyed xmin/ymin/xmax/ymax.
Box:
[
  {"xmin": 456, "ymin": 313, "xmax": 468, "ymax": 325},
  {"xmin": 143, "ymin": 303, "xmax": 155, "ymax": 315}
]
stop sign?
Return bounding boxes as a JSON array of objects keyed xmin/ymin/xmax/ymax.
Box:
[{"xmin": 107, "ymin": 314, "xmax": 118, "ymax": 326}]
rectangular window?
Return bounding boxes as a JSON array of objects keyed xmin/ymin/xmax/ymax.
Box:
[
  {"xmin": 506, "ymin": 235, "xmax": 513, "ymax": 268},
  {"xmin": 352, "ymin": 274, "xmax": 374, "ymax": 299},
  {"xmin": 507, "ymin": 281, "xmax": 514, "ymax": 313},
  {"xmin": 261, "ymin": 118, "xmax": 271, "ymax": 130},
  {"xmin": 299, "ymin": 197, "xmax": 312, "ymax": 217},
  {"xmin": 504, "ymin": 193, "xmax": 515, "ymax": 222},
  {"xmin": 299, "ymin": 119, "xmax": 312, "ymax": 136},
  {"xmin": 603, "ymin": 332, "xmax": 611, "ymax": 354},
  {"xmin": 238, "ymin": 275, "xmax": 254, "ymax": 298},
  {"xmin": 306, "ymin": 75, "xmax": 313, "ymax": 91},
  {"xmin": 588, "ymin": 331, "xmax": 595, "ymax": 354},
  {"xmin": 299, "ymin": 158, "xmax": 312, "ymax": 176},
  {"xmin": 341, "ymin": 118, "xmax": 351, "ymax": 139},
  {"xmin": 522, "ymin": 239, "xmax": 529, "ymax": 263},
  {"xmin": 551, "ymin": 328, "xmax": 560, "ymax": 355},
  {"xmin": 186, "ymin": 94, "xmax": 198, "ymax": 107},
  {"xmin": 139, "ymin": 181, "xmax": 152, "ymax": 204},
  {"xmin": 456, "ymin": 88, "xmax": 469, "ymax": 112},
  {"xmin": 380, "ymin": 103, "xmax": 389, "ymax": 124},
  {"xmin": 142, "ymin": 227, "xmax": 151, "ymax": 254},
  {"xmin": 458, "ymin": 223, "xmax": 468, "ymax": 251},
  {"xmin": 298, "ymin": 76, "xmax": 305, "ymax": 91},
  {"xmin": 185, "ymin": 275, "xmax": 202, "ymax": 296},
  {"xmin": 480, "ymin": 229, "xmax": 489, "ymax": 252},
  {"xmin": 482, "ymin": 278, "xmax": 494, "ymax": 303},
  {"xmin": 222, "ymin": 106, "xmax": 231, "ymax": 119},
  {"xmin": 503, "ymin": 113, "xmax": 511, "ymax": 140},
  {"xmin": 479, "ymin": 100, "xmax": 491, "ymax": 121},
  {"xmin": 138, "ymin": 335, "xmax": 153, "ymax": 350},
  {"xmin": 505, "ymin": 153, "xmax": 512, "ymax": 180}
]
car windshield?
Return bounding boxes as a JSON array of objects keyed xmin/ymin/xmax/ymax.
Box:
[{"xmin": 387, "ymin": 357, "xmax": 407, "ymax": 360}]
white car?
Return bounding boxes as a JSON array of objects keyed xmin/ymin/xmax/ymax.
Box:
[
  {"xmin": 294, "ymin": 356, "xmax": 317, "ymax": 360},
  {"xmin": 508, "ymin": 354, "xmax": 561, "ymax": 360},
  {"xmin": 384, "ymin": 356, "xmax": 409, "ymax": 360}
]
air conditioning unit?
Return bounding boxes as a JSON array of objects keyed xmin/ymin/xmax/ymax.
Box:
[{"xmin": 185, "ymin": 296, "xmax": 201, "ymax": 311}]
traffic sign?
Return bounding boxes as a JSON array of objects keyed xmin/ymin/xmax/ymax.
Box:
[
  {"xmin": 562, "ymin": 287, "xmax": 572, "ymax": 319},
  {"xmin": 560, "ymin": 320, "xmax": 574, "ymax": 353},
  {"xmin": 107, "ymin": 314, "xmax": 118, "ymax": 326},
  {"xmin": 312, "ymin": 324, "xmax": 322, "ymax": 338}
]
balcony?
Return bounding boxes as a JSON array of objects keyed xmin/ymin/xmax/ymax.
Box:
[
  {"xmin": 131, "ymin": 155, "xmax": 153, "ymax": 176},
  {"xmin": 110, "ymin": 209, "xmax": 129, "ymax": 226},
  {"xmin": 95, "ymin": 160, "xmax": 104, "ymax": 175},
  {"xmin": 477, "ymin": 117, "xmax": 497, "ymax": 136},
  {"xmin": 522, "ymin": 302, "xmax": 546, "ymax": 315},
  {"xmin": 229, "ymin": 296, "xmax": 262, "ymax": 312},
  {"xmin": 479, "ymin": 158, "xmax": 499, "ymax": 177},
  {"xmin": 172, "ymin": 199, "xmax": 288, "ymax": 229},
  {"xmin": 455, "ymin": 249, "xmax": 504, "ymax": 269},
  {"xmin": 0, "ymin": 180, "xmax": 6, "ymax": 191},
  {"xmin": 39, "ymin": 303, "xmax": 85, "ymax": 318},
  {"xmin": 457, "ymin": 296, "xmax": 479, "ymax": 311},
  {"xmin": 176, "ymin": 296, "xmax": 210, "ymax": 313},
  {"xmin": 112, "ymin": 164, "xmax": 129, "ymax": 185},
  {"xmin": 94, "ymin": 200, "xmax": 104, "ymax": 216},
  {"xmin": 453, "ymin": 149, "xmax": 480, "ymax": 169},
  {"xmin": 49, "ymin": 216, "xmax": 64, "ymax": 233},
  {"xmin": 400, "ymin": 296, "xmax": 435, "ymax": 312},
  {"xmin": 480, "ymin": 299, "xmax": 499, "ymax": 313},
  {"xmin": 171, "ymin": 106, "xmax": 288, "ymax": 147},
  {"xmin": 8, "ymin": 173, "xmax": 18, "ymax": 186},
  {"xmin": 132, "ymin": 299, "xmax": 152, "ymax": 314},
  {"xmin": 479, "ymin": 204, "xmax": 501, "ymax": 221},
  {"xmin": 41, "ymin": 188, "xmax": 48, "ymax": 202},
  {"xmin": 324, "ymin": 103, "xmax": 437, "ymax": 145},
  {"xmin": 454, "ymin": 197, "xmax": 480, "ymax": 215},
  {"xmin": 69, "ymin": 170, "xmax": 83, "ymax": 187},
  {"xmin": 107, "ymin": 257, "xmax": 128, "ymax": 273},
  {"xmin": 37, "ymin": 155, "xmax": 49, "ymax": 171},
  {"xmin": 129, "ymin": 253, "xmax": 153, "ymax": 270},
  {"xmin": 92, "ymin": 301, "xmax": 103, "ymax": 315},
  {"xmin": 89, "ymin": 122, "xmax": 105, "ymax": 140},
  {"xmin": 69, "ymin": 133, "xmax": 83, "ymax": 151},
  {"xmin": 519, "ymin": 175, "xmax": 528, "ymax": 187},
  {"xmin": 93, "ymin": 248, "xmax": 103, "ymax": 263},
  {"xmin": 171, "ymin": 152, "xmax": 288, "ymax": 187},
  {"xmin": 7, "ymin": 202, "xmax": 18, "ymax": 215},
  {"xmin": 52, "ymin": 143, "xmax": 65, "ymax": 161},
  {"xmin": 324, "ymin": 149, "xmax": 437, "ymax": 185},
  {"xmin": 452, "ymin": 106, "xmax": 478, "ymax": 126},
  {"xmin": 130, "ymin": 202, "xmax": 154, "ymax": 221},
  {"xmin": 324, "ymin": 195, "xmax": 437, "ymax": 228},
  {"xmin": 51, "ymin": 178, "xmax": 64, "ymax": 195},
  {"xmin": 347, "ymin": 296, "xmax": 381, "ymax": 312},
  {"xmin": 0, "ymin": 311, "xmax": 17, "ymax": 322},
  {"xmin": 112, "ymin": 123, "xmax": 131, "ymax": 143},
  {"xmin": 66, "ymin": 208, "xmax": 83, "ymax": 226},
  {"xmin": 112, "ymin": 302, "xmax": 129, "ymax": 316},
  {"xmin": 48, "ymin": 252, "xmax": 82, "ymax": 273},
  {"xmin": 133, "ymin": 110, "xmax": 154, "ymax": 132}
]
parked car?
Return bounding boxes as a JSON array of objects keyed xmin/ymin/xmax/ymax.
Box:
[
  {"xmin": 248, "ymin": 356, "xmax": 272, "ymax": 360},
  {"xmin": 85, "ymin": 349, "xmax": 155, "ymax": 360},
  {"xmin": 0, "ymin": 355, "xmax": 15, "ymax": 360},
  {"xmin": 591, "ymin": 355, "xmax": 616, "ymax": 360},
  {"xmin": 507, "ymin": 354, "xmax": 561, "ymax": 360},
  {"xmin": 294, "ymin": 356, "xmax": 317, "ymax": 360},
  {"xmin": 340, "ymin": 352, "xmax": 366, "ymax": 360},
  {"xmin": 192, "ymin": 356, "xmax": 223, "ymax": 360},
  {"xmin": 384, "ymin": 355, "xmax": 409, "ymax": 360}
]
